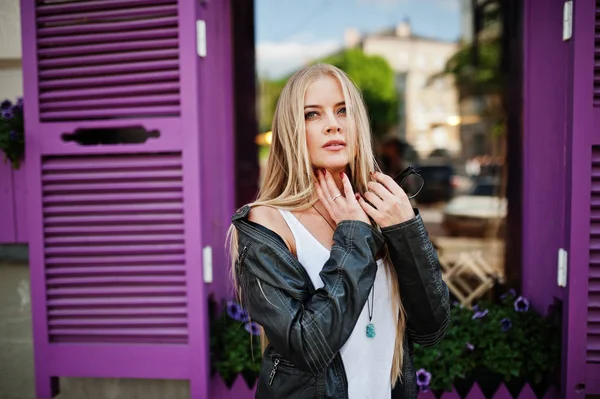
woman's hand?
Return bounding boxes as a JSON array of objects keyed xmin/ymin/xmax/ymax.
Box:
[
  {"xmin": 315, "ymin": 169, "xmax": 370, "ymax": 226},
  {"xmin": 357, "ymin": 171, "xmax": 415, "ymax": 228}
]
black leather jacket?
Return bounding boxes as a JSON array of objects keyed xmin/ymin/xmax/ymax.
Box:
[{"xmin": 231, "ymin": 205, "xmax": 450, "ymax": 399}]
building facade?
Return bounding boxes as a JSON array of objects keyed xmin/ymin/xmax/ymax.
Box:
[{"xmin": 346, "ymin": 21, "xmax": 460, "ymax": 158}]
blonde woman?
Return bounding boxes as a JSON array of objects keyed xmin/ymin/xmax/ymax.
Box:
[{"xmin": 229, "ymin": 64, "xmax": 449, "ymax": 399}]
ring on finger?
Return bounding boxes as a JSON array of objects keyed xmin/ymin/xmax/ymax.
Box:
[{"xmin": 332, "ymin": 193, "xmax": 342, "ymax": 201}]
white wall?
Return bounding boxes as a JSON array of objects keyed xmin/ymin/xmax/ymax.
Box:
[{"xmin": 0, "ymin": 0, "xmax": 23, "ymax": 101}]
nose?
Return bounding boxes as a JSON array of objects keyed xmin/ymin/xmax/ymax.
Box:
[
  {"xmin": 325, "ymin": 124, "xmax": 341, "ymax": 134},
  {"xmin": 324, "ymin": 114, "xmax": 342, "ymax": 134}
]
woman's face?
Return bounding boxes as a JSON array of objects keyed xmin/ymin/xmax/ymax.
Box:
[{"xmin": 304, "ymin": 75, "xmax": 351, "ymax": 172}]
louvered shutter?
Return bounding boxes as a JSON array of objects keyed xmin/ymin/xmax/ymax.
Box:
[
  {"xmin": 20, "ymin": 0, "xmax": 234, "ymax": 398},
  {"xmin": 564, "ymin": 0, "xmax": 600, "ymax": 395}
]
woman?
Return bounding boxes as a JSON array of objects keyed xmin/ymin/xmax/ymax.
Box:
[{"xmin": 229, "ymin": 64, "xmax": 449, "ymax": 398}]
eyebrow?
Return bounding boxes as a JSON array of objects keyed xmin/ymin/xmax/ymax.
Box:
[{"xmin": 304, "ymin": 101, "xmax": 346, "ymax": 109}]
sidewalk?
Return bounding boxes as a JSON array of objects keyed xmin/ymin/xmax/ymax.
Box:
[{"xmin": 0, "ymin": 260, "xmax": 36, "ymax": 399}]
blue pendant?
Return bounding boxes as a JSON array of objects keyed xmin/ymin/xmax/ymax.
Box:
[{"xmin": 366, "ymin": 322, "xmax": 376, "ymax": 339}]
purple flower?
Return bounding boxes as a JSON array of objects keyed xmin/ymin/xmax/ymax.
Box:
[
  {"xmin": 472, "ymin": 304, "xmax": 479, "ymax": 311},
  {"xmin": 465, "ymin": 342, "xmax": 475, "ymax": 351},
  {"xmin": 244, "ymin": 321, "xmax": 261, "ymax": 336},
  {"xmin": 472, "ymin": 309, "xmax": 489, "ymax": 320},
  {"xmin": 226, "ymin": 300, "xmax": 248, "ymax": 322},
  {"xmin": 514, "ymin": 296, "xmax": 530, "ymax": 312},
  {"xmin": 416, "ymin": 368, "xmax": 432, "ymax": 390},
  {"xmin": 2, "ymin": 110, "xmax": 13, "ymax": 119},
  {"xmin": 501, "ymin": 289, "xmax": 517, "ymax": 300},
  {"xmin": 9, "ymin": 130, "xmax": 16, "ymax": 141},
  {"xmin": 501, "ymin": 317, "xmax": 512, "ymax": 332},
  {"xmin": 1, "ymin": 99, "xmax": 12, "ymax": 110},
  {"xmin": 15, "ymin": 98, "xmax": 23, "ymax": 110}
]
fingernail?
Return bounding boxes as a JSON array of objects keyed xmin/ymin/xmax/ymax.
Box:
[
  {"xmin": 340, "ymin": 172, "xmax": 345, "ymax": 179},
  {"xmin": 355, "ymin": 194, "xmax": 360, "ymax": 200},
  {"xmin": 369, "ymin": 171, "xmax": 375, "ymax": 176}
]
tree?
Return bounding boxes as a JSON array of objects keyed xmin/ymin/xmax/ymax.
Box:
[
  {"xmin": 320, "ymin": 48, "xmax": 399, "ymax": 138},
  {"xmin": 258, "ymin": 48, "xmax": 400, "ymax": 138}
]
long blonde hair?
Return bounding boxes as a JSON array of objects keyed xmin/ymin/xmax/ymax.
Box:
[{"xmin": 227, "ymin": 63, "xmax": 406, "ymax": 384}]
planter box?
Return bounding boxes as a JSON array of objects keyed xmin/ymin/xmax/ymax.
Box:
[{"xmin": 209, "ymin": 375, "xmax": 558, "ymax": 399}]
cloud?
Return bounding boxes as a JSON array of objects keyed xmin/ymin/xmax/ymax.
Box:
[{"xmin": 256, "ymin": 40, "xmax": 341, "ymax": 78}]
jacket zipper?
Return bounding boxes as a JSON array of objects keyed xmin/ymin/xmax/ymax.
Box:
[
  {"xmin": 237, "ymin": 243, "xmax": 252, "ymax": 272},
  {"xmin": 268, "ymin": 358, "xmax": 280, "ymax": 385},
  {"xmin": 238, "ymin": 220, "xmax": 349, "ymax": 398}
]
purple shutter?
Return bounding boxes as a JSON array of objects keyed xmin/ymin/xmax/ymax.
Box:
[
  {"xmin": 21, "ymin": 0, "xmax": 234, "ymax": 398},
  {"xmin": 565, "ymin": 0, "xmax": 600, "ymax": 395}
]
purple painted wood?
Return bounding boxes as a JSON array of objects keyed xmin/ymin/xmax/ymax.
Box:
[
  {"xmin": 417, "ymin": 389, "xmax": 436, "ymax": 398},
  {"xmin": 543, "ymin": 386, "xmax": 559, "ymax": 399},
  {"xmin": 20, "ymin": 0, "xmax": 235, "ymax": 397},
  {"xmin": 492, "ymin": 384, "xmax": 511, "ymax": 399},
  {"xmin": 522, "ymin": 0, "xmax": 569, "ymax": 313},
  {"xmin": 0, "ymin": 161, "xmax": 16, "ymax": 243},
  {"xmin": 464, "ymin": 383, "xmax": 486, "ymax": 399},
  {"xmin": 210, "ymin": 375, "xmax": 255, "ymax": 399},
  {"xmin": 436, "ymin": 388, "xmax": 461, "ymax": 398},
  {"xmin": 564, "ymin": 0, "xmax": 599, "ymax": 396},
  {"xmin": 516, "ymin": 384, "xmax": 537, "ymax": 399}
]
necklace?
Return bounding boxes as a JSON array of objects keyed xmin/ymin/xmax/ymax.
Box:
[{"xmin": 311, "ymin": 204, "xmax": 376, "ymax": 339}]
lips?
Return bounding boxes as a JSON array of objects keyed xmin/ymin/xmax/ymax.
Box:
[{"xmin": 323, "ymin": 140, "xmax": 346, "ymax": 150}]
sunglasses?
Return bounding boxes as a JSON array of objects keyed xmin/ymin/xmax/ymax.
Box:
[{"xmin": 392, "ymin": 166, "xmax": 424, "ymax": 199}]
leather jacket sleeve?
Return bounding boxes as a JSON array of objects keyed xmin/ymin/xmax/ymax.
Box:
[
  {"xmin": 381, "ymin": 210, "xmax": 450, "ymax": 347},
  {"xmin": 237, "ymin": 220, "xmax": 385, "ymax": 374}
]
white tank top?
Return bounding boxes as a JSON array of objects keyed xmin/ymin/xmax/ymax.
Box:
[{"xmin": 278, "ymin": 209, "xmax": 397, "ymax": 399}]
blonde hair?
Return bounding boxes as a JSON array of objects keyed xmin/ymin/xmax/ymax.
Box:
[{"xmin": 227, "ymin": 63, "xmax": 406, "ymax": 384}]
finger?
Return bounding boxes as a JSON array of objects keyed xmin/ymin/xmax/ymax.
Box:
[
  {"xmin": 316, "ymin": 182, "xmax": 336, "ymax": 220},
  {"xmin": 357, "ymin": 194, "xmax": 383, "ymax": 222},
  {"xmin": 340, "ymin": 172, "xmax": 356, "ymax": 203},
  {"xmin": 325, "ymin": 170, "xmax": 342, "ymax": 199},
  {"xmin": 367, "ymin": 181, "xmax": 396, "ymax": 202},
  {"xmin": 371, "ymin": 171, "xmax": 405, "ymax": 198},
  {"xmin": 363, "ymin": 190, "xmax": 385, "ymax": 210},
  {"xmin": 318, "ymin": 170, "xmax": 333, "ymax": 201}
]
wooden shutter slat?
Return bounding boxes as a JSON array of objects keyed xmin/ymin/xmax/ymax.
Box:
[
  {"xmin": 48, "ymin": 286, "xmax": 186, "ymax": 296},
  {"xmin": 44, "ymin": 214, "xmax": 185, "ymax": 226},
  {"xmin": 38, "ymin": 49, "xmax": 178, "ymax": 69},
  {"xmin": 37, "ymin": 0, "xmax": 175, "ymax": 15},
  {"xmin": 38, "ymin": 29, "xmax": 178, "ymax": 49},
  {"xmin": 39, "ymin": 70, "xmax": 179, "ymax": 90},
  {"xmin": 44, "ymin": 244, "xmax": 185, "ymax": 256},
  {"xmin": 47, "ymin": 276, "xmax": 186, "ymax": 286},
  {"xmin": 36, "ymin": 4, "xmax": 177, "ymax": 24},
  {"xmin": 43, "ymin": 181, "xmax": 182, "ymax": 193},
  {"xmin": 37, "ymin": 16, "xmax": 177, "ymax": 36},
  {"xmin": 45, "ymin": 254, "xmax": 185, "ymax": 266},
  {"xmin": 49, "ymin": 328, "xmax": 187, "ymax": 337},
  {"xmin": 42, "ymin": 169, "xmax": 182, "ymax": 182},
  {"xmin": 43, "ymin": 192, "xmax": 183, "ymax": 204},
  {"xmin": 48, "ymin": 307, "xmax": 187, "ymax": 317},
  {"xmin": 43, "ymin": 154, "xmax": 182, "ymax": 170},
  {"xmin": 39, "ymin": 60, "xmax": 179, "ymax": 79},
  {"xmin": 47, "ymin": 296, "xmax": 186, "ymax": 307},
  {"xmin": 40, "ymin": 95, "xmax": 180, "ymax": 112},
  {"xmin": 45, "ymin": 234, "xmax": 184, "ymax": 246},
  {"xmin": 48, "ymin": 317, "xmax": 187, "ymax": 327},
  {"xmin": 46, "ymin": 266, "xmax": 186, "ymax": 276},
  {"xmin": 38, "ymin": 39, "xmax": 178, "ymax": 58},
  {"xmin": 44, "ymin": 203, "xmax": 183, "ymax": 216},
  {"xmin": 39, "ymin": 82, "xmax": 179, "ymax": 101},
  {"xmin": 39, "ymin": 107, "xmax": 180, "ymax": 121}
]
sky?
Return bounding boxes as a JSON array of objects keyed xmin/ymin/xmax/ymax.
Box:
[{"xmin": 255, "ymin": 0, "xmax": 463, "ymax": 78}]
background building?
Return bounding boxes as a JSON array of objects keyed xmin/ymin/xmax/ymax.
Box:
[{"xmin": 345, "ymin": 20, "xmax": 460, "ymax": 158}]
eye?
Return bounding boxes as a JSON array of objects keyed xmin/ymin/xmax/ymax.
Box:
[
  {"xmin": 305, "ymin": 111, "xmax": 318, "ymax": 120},
  {"xmin": 337, "ymin": 107, "xmax": 347, "ymax": 115}
]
